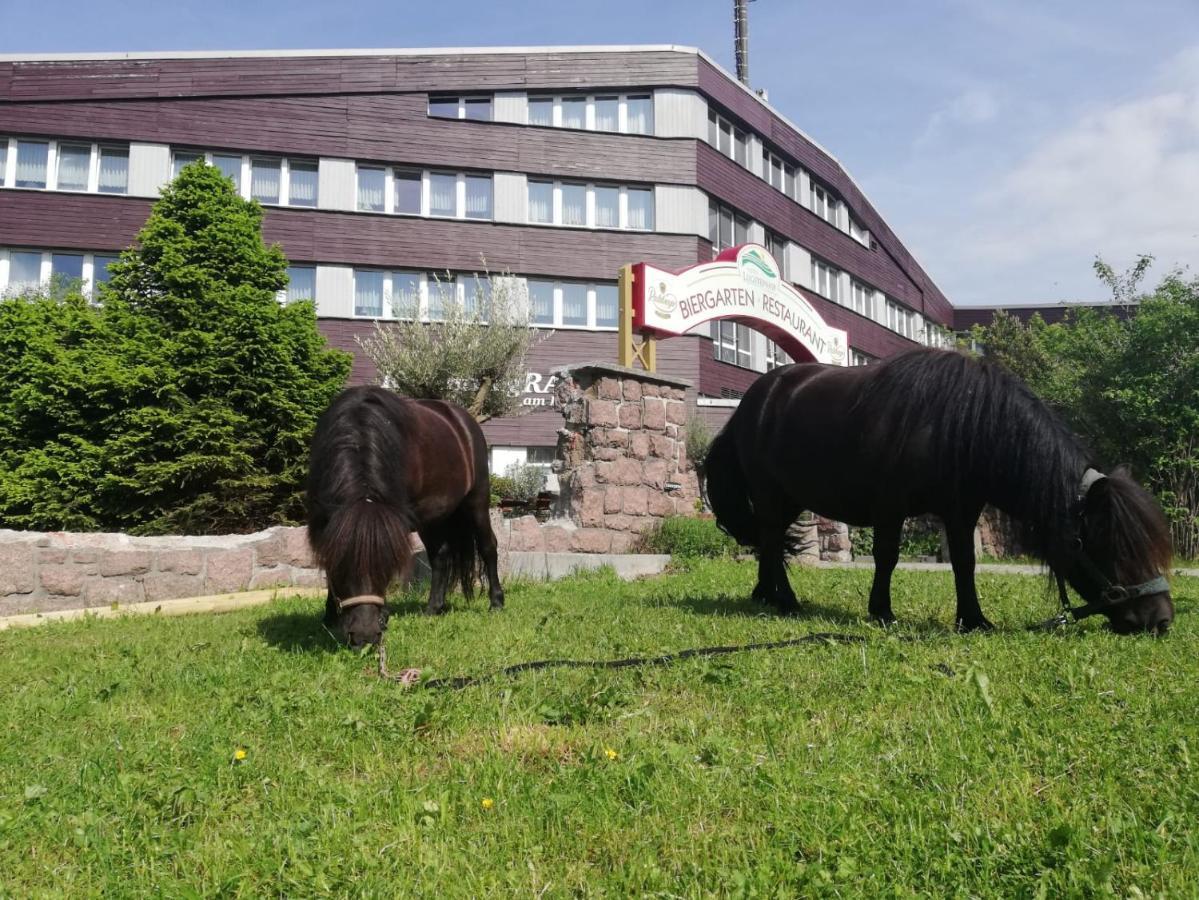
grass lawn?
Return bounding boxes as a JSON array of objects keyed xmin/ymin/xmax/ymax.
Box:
[{"xmin": 1, "ymin": 560, "xmax": 1195, "ymax": 897}]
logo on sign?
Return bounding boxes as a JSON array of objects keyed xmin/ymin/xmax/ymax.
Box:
[
  {"xmin": 650, "ymin": 280, "xmax": 677, "ymax": 318},
  {"xmin": 738, "ymin": 247, "xmax": 779, "ymax": 283}
]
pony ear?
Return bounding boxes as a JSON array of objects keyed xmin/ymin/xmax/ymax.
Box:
[{"xmin": 1112, "ymin": 463, "xmax": 1133, "ymax": 479}]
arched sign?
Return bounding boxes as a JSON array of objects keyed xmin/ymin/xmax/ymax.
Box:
[{"xmin": 618, "ymin": 244, "xmax": 848, "ymax": 370}]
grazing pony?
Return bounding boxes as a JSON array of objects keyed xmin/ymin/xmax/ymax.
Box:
[
  {"xmin": 705, "ymin": 349, "xmax": 1173, "ymax": 634},
  {"xmin": 306, "ymin": 386, "xmax": 503, "ymax": 648}
]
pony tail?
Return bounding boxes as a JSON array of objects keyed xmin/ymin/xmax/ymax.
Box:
[
  {"xmin": 308, "ymin": 498, "xmax": 413, "ymax": 595},
  {"xmin": 447, "ymin": 523, "xmax": 481, "ymax": 599},
  {"xmin": 704, "ymin": 427, "xmax": 758, "ymax": 549}
]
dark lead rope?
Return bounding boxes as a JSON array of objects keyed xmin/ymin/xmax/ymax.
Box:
[{"xmin": 379, "ymin": 632, "xmax": 874, "ymax": 691}]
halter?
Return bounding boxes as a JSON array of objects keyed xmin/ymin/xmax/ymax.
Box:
[
  {"xmin": 336, "ymin": 594, "xmax": 387, "ymax": 611},
  {"xmin": 1049, "ymin": 468, "xmax": 1170, "ymax": 625}
]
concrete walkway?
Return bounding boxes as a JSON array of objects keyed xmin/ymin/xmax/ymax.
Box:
[{"xmin": 810, "ymin": 559, "xmax": 1199, "ymax": 578}]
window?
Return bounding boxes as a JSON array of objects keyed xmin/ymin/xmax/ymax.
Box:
[
  {"xmin": 527, "ymin": 92, "xmax": 654, "ymax": 134},
  {"xmin": 354, "ymin": 269, "xmax": 384, "ymax": 317},
  {"xmin": 784, "ymin": 164, "xmax": 797, "ymax": 200},
  {"xmin": 528, "ymin": 96, "xmax": 553, "ymax": 126},
  {"xmin": 394, "ymin": 170, "xmax": 421, "ymax": 214},
  {"xmin": 212, "ymin": 154, "xmax": 242, "ymax": 191},
  {"xmin": 460, "ymin": 274, "xmax": 490, "ymax": 320},
  {"xmin": 811, "ymin": 258, "xmax": 842, "ymax": 302},
  {"xmin": 849, "ymin": 217, "xmax": 871, "ymax": 247},
  {"xmin": 15, "ymin": 141, "xmax": 49, "ymax": 188},
  {"xmin": 810, "ymin": 182, "xmax": 841, "ymax": 227},
  {"xmin": 357, "ymin": 166, "xmax": 385, "ymax": 212},
  {"xmin": 561, "ymin": 183, "xmax": 586, "ymax": 226},
  {"xmin": 713, "ymin": 321, "xmax": 753, "ymax": 367},
  {"xmin": 523, "ymin": 279, "xmax": 618, "ymax": 329},
  {"xmin": 0, "ymin": 139, "xmax": 6, "ymax": 184},
  {"xmin": 172, "ymin": 151, "xmax": 202, "ymax": 178},
  {"xmin": 251, "ymin": 158, "xmax": 281, "ymax": 204},
  {"xmin": 428, "ymin": 172, "xmax": 457, "ymax": 217},
  {"xmin": 288, "ymin": 160, "xmax": 318, "ymax": 207},
  {"xmin": 561, "ymin": 96, "xmax": 586, "ymax": 129},
  {"xmin": 170, "ymin": 150, "xmax": 309, "ymax": 205},
  {"xmin": 707, "ymin": 110, "xmax": 753, "ymax": 170},
  {"xmin": 625, "ymin": 95, "xmax": 653, "ymax": 134},
  {"xmin": 594, "ymin": 96, "xmax": 619, "ymax": 132},
  {"xmin": 594, "ymin": 185, "xmax": 619, "ymax": 228},
  {"xmin": 766, "ymin": 340, "xmax": 792, "ymax": 371},
  {"xmin": 51, "ymin": 253, "xmax": 84, "ymax": 281},
  {"xmin": 92, "ymin": 255, "xmax": 118, "ymax": 288},
  {"xmin": 464, "ymin": 175, "xmax": 492, "ymax": 220},
  {"xmin": 850, "ymin": 280, "xmax": 873, "ymax": 317},
  {"xmin": 57, "ymin": 144, "xmax": 90, "ymax": 191},
  {"xmin": 595, "ymin": 284, "xmax": 618, "ymax": 328},
  {"xmin": 98, "ymin": 147, "xmax": 128, "ymax": 194},
  {"xmin": 559, "ymin": 283, "xmax": 585, "ymax": 326},
  {"xmin": 529, "ymin": 280, "xmax": 555, "ymax": 325},
  {"xmin": 7, "ymin": 251, "xmax": 43, "ymax": 292},
  {"xmin": 886, "ymin": 298, "xmax": 918, "ymax": 339},
  {"xmin": 627, "ymin": 188, "xmax": 653, "ymax": 230},
  {"xmin": 463, "ymin": 97, "xmax": 492, "ymax": 121},
  {"xmin": 528, "ymin": 180, "xmax": 553, "ymax": 224},
  {"xmin": 427, "ymin": 277, "xmax": 456, "ymax": 321},
  {"xmin": 529, "ymin": 180, "xmax": 651, "ymax": 230},
  {"xmin": 708, "ymin": 201, "xmax": 749, "ymax": 251},
  {"xmin": 851, "ymin": 349, "xmax": 877, "ymax": 367},
  {"xmin": 428, "ymin": 96, "xmax": 492, "ymax": 121},
  {"xmin": 392, "ymin": 273, "xmax": 421, "ymax": 318},
  {"xmin": 285, "ymin": 266, "xmax": 315, "ymax": 304},
  {"xmin": 764, "ymin": 230, "xmax": 789, "ymax": 280}
]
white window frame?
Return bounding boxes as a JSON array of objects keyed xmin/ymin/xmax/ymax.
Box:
[
  {"xmin": 811, "ymin": 258, "xmax": 842, "ymax": 303},
  {"xmin": 849, "ymin": 280, "xmax": 874, "ymax": 318},
  {"xmin": 0, "ymin": 138, "xmax": 130, "ymax": 195},
  {"xmin": 850, "ymin": 349, "xmax": 877, "ymax": 367},
  {"xmin": 171, "ymin": 149, "xmax": 318, "ymax": 207},
  {"xmin": 707, "ymin": 110, "xmax": 751, "ymax": 170},
  {"xmin": 765, "ymin": 340, "xmax": 792, "ymax": 371},
  {"xmin": 350, "ymin": 270, "xmax": 500, "ymax": 322},
  {"xmin": 427, "ymin": 95, "xmax": 494, "ymax": 121},
  {"xmin": 526, "ymin": 179, "xmax": 652, "ymax": 231},
  {"xmin": 712, "ymin": 320, "xmax": 753, "ymax": 368},
  {"xmin": 280, "ymin": 264, "xmax": 317, "ymax": 305},
  {"xmin": 0, "ymin": 247, "xmax": 121, "ymax": 297},
  {"xmin": 525, "ymin": 92, "xmax": 654, "ymax": 135},
  {"xmin": 708, "ymin": 200, "xmax": 750, "ymax": 252},
  {"xmin": 849, "ymin": 216, "xmax": 871, "ymax": 247},
  {"xmin": 521, "ymin": 278, "xmax": 620, "ymax": 331},
  {"xmin": 354, "ymin": 164, "xmax": 492, "ymax": 221}
]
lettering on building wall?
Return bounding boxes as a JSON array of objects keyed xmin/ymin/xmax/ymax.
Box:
[{"xmin": 521, "ymin": 372, "xmax": 559, "ymax": 407}]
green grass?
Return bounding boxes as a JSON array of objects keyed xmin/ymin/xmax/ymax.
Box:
[{"xmin": 1, "ymin": 561, "xmax": 1196, "ymax": 897}]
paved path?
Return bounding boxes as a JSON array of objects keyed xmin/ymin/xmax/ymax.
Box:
[{"xmin": 809, "ymin": 560, "xmax": 1199, "ymax": 577}]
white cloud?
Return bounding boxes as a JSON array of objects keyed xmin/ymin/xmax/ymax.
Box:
[
  {"xmin": 916, "ymin": 87, "xmax": 1000, "ymax": 148},
  {"xmin": 933, "ymin": 46, "xmax": 1199, "ymax": 302}
]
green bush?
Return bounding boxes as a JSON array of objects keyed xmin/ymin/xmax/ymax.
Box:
[
  {"xmin": 849, "ymin": 516, "xmax": 944, "ymax": 561},
  {"xmin": 0, "ymin": 162, "xmax": 351, "ymax": 533},
  {"xmin": 503, "ymin": 461, "xmax": 547, "ymax": 501},
  {"xmin": 489, "ymin": 475, "xmax": 515, "ymax": 507},
  {"xmin": 640, "ymin": 516, "xmax": 741, "ymax": 558}
]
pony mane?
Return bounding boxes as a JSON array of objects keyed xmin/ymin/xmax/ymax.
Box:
[
  {"xmin": 306, "ymin": 386, "xmax": 415, "ymax": 586},
  {"xmin": 854, "ymin": 349, "xmax": 1092, "ymax": 564},
  {"xmin": 1094, "ymin": 469, "xmax": 1173, "ymax": 577}
]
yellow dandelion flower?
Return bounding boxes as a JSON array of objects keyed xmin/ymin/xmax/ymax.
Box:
[
  {"xmin": 234, "ymin": 748, "xmax": 247, "ymax": 761},
  {"xmin": 605, "ymin": 747, "xmax": 619, "ymax": 761},
  {"xmin": 481, "ymin": 797, "xmax": 495, "ymax": 810}
]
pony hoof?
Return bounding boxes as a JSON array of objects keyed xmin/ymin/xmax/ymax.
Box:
[
  {"xmin": 424, "ymin": 606, "xmax": 448, "ymax": 617},
  {"xmin": 956, "ymin": 617, "xmax": 995, "ymax": 634},
  {"xmin": 871, "ymin": 614, "xmax": 898, "ymax": 628},
  {"xmin": 489, "ymin": 600, "xmax": 505, "ymax": 611},
  {"xmin": 774, "ymin": 602, "xmax": 803, "ymax": 617}
]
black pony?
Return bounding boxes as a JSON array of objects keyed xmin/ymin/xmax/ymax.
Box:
[
  {"xmin": 706, "ymin": 349, "xmax": 1174, "ymax": 634},
  {"xmin": 306, "ymin": 386, "xmax": 503, "ymax": 648}
]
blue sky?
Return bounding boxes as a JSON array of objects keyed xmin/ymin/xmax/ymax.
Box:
[{"xmin": 3, "ymin": 0, "xmax": 1197, "ymax": 306}]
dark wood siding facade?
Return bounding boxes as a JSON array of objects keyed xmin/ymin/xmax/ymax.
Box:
[{"xmin": 2, "ymin": 46, "xmax": 962, "ymax": 449}]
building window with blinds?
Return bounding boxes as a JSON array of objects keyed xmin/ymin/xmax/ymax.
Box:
[
  {"xmin": 523, "ymin": 279, "xmax": 619, "ymax": 329},
  {"xmin": 284, "ymin": 266, "xmax": 315, "ymax": 304},
  {"xmin": 15, "ymin": 141, "xmax": 49, "ymax": 189},
  {"xmin": 811, "ymin": 258, "xmax": 842, "ymax": 303},
  {"xmin": 357, "ymin": 166, "xmax": 385, "ymax": 212},
  {"xmin": 528, "ymin": 180, "xmax": 651, "ymax": 231},
  {"xmin": 56, "ymin": 144, "xmax": 90, "ymax": 191},
  {"xmin": 708, "ymin": 201, "xmax": 750, "ymax": 252},
  {"xmin": 713, "ymin": 321, "xmax": 753, "ymax": 368},
  {"xmin": 525, "ymin": 92, "xmax": 653, "ymax": 134},
  {"xmin": 849, "ymin": 280, "xmax": 874, "ymax": 317}
]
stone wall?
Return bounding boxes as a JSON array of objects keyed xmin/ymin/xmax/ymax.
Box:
[
  {"xmin": 0, "ymin": 526, "xmax": 322, "ymax": 616},
  {"xmin": 494, "ymin": 363, "xmax": 701, "ymax": 554}
]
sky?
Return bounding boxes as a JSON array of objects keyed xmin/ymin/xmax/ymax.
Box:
[{"xmin": 2, "ymin": 0, "xmax": 1197, "ymax": 306}]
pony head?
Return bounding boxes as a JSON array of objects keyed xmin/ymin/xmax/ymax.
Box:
[{"xmin": 1062, "ymin": 466, "xmax": 1174, "ymax": 635}]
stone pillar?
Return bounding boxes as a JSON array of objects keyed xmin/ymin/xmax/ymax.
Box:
[{"xmin": 551, "ymin": 363, "xmax": 700, "ymax": 552}]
